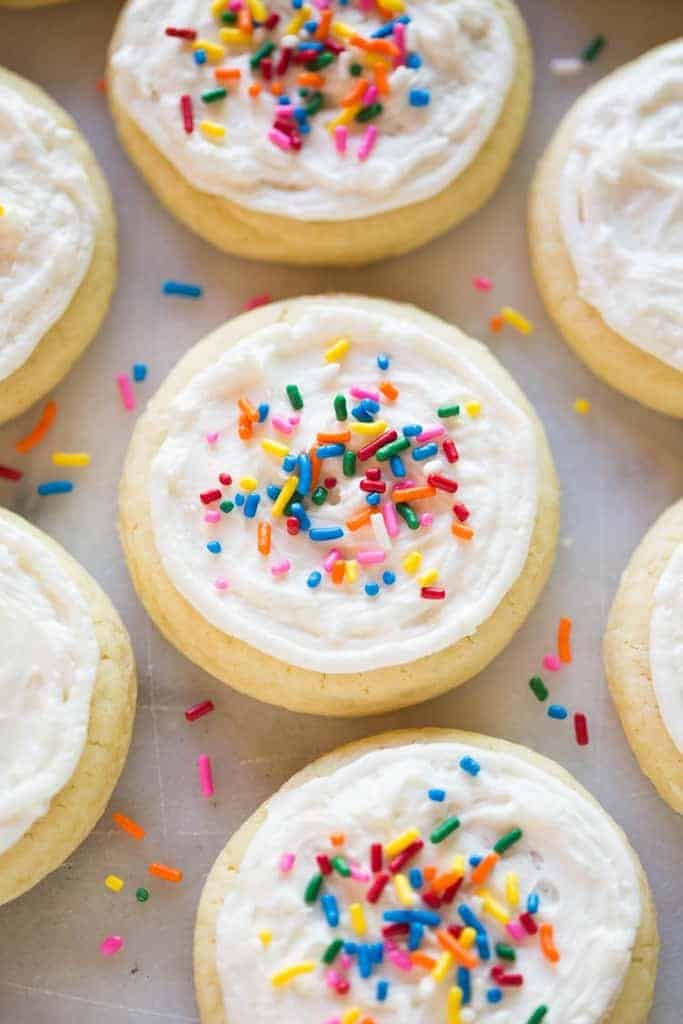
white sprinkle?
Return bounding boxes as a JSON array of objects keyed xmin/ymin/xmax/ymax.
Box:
[
  {"xmin": 550, "ymin": 57, "xmax": 583, "ymax": 76},
  {"xmin": 371, "ymin": 509, "xmax": 392, "ymax": 550}
]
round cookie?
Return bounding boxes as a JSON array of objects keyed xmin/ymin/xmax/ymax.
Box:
[
  {"xmin": 0, "ymin": 509, "xmax": 137, "ymax": 905},
  {"xmin": 0, "ymin": 67, "xmax": 116, "ymax": 425},
  {"xmin": 119, "ymin": 295, "xmax": 559, "ymax": 716},
  {"xmin": 529, "ymin": 40, "xmax": 683, "ymax": 418},
  {"xmin": 604, "ymin": 499, "xmax": 683, "ymax": 814},
  {"xmin": 194, "ymin": 728, "xmax": 659, "ymax": 1024},
  {"xmin": 107, "ymin": 0, "xmax": 531, "ymax": 266}
]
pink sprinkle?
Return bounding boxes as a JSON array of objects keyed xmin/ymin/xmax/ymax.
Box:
[
  {"xmin": 357, "ymin": 549, "xmax": 386, "ymax": 566},
  {"xmin": 214, "ymin": 577, "xmax": 229, "ymax": 591},
  {"xmin": 289, "ymin": 415, "xmax": 301, "ymax": 426},
  {"xmin": 420, "ymin": 512, "xmax": 434, "ymax": 528},
  {"xmin": 393, "ymin": 22, "xmax": 406, "ymax": 66},
  {"xmin": 543, "ymin": 654, "xmax": 562, "ymax": 672},
  {"xmin": 272, "ymin": 415, "xmax": 293, "ymax": 435},
  {"xmin": 350, "ymin": 386, "xmax": 380, "ymax": 401},
  {"xmin": 473, "ymin": 275, "xmax": 493, "ymax": 291},
  {"xmin": 325, "ymin": 970, "xmax": 342, "ymax": 990},
  {"xmin": 268, "ymin": 127, "xmax": 292, "ymax": 151},
  {"xmin": 206, "ymin": 431, "xmax": 219, "ymax": 445},
  {"xmin": 350, "ymin": 863, "xmax": 370, "ymax": 882},
  {"xmin": 197, "ymin": 754, "xmax": 214, "ymax": 798},
  {"xmin": 245, "ymin": 293, "xmax": 271, "ymax": 310},
  {"xmin": 382, "ymin": 501, "xmax": 400, "ymax": 538},
  {"xmin": 386, "ymin": 945, "xmax": 412, "ymax": 972},
  {"xmin": 229, "ymin": 0, "xmax": 241, "ymax": 9},
  {"xmin": 116, "ymin": 374, "xmax": 135, "ymax": 411},
  {"xmin": 100, "ymin": 935, "xmax": 124, "ymax": 957},
  {"xmin": 506, "ymin": 921, "xmax": 525, "ymax": 942},
  {"xmin": 271, "ymin": 559, "xmax": 291, "ymax": 577},
  {"xmin": 279, "ymin": 852, "xmax": 296, "ymax": 873},
  {"xmin": 392, "ymin": 479, "xmax": 416, "ymax": 492},
  {"xmin": 323, "ymin": 548, "xmax": 342, "ymax": 572},
  {"xmin": 357, "ymin": 124, "xmax": 378, "ymax": 162},
  {"xmin": 363, "ymin": 83, "xmax": 379, "ymax": 105},
  {"xmin": 416, "ymin": 425, "xmax": 445, "ymax": 444},
  {"xmin": 339, "ymin": 954, "xmax": 353, "ymax": 971},
  {"xmin": 205, "ymin": 510, "xmax": 221, "ymax": 524},
  {"xmin": 325, "ymin": 1019, "xmax": 342, "ymax": 1024},
  {"xmin": 334, "ymin": 125, "xmax": 348, "ymax": 154}
]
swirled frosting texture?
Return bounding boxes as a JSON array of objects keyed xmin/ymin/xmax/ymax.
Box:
[
  {"xmin": 650, "ymin": 543, "xmax": 683, "ymax": 753},
  {"xmin": 559, "ymin": 40, "xmax": 683, "ymax": 372},
  {"xmin": 110, "ymin": 0, "xmax": 515, "ymax": 220},
  {"xmin": 149, "ymin": 303, "xmax": 538, "ymax": 673},
  {"xmin": 0, "ymin": 80, "xmax": 97, "ymax": 383},
  {"xmin": 215, "ymin": 741, "xmax": 642, "ymax": 1023},
  {"xmin": 0, "ymin": 517, "xmax": 99, "ymax": 856}
]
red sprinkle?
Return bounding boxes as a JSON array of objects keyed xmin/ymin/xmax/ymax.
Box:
[
  {"xmin": 360, "ymin": 479, "xmax": 386, "ymax": 493},
  {"xmin": 358, "ymin": 429, "xmax": 397, "ymax": 462},
  {"xmin": 382, "ymin": 922, "xmax": 409, "ymax": 937},
  {"xmin": 165, "ymin": 27, "xmax": 198, "ymax": 40},
  {"xmin": 442, "ymin": 439, "xmax": 459, "ymax": 463},
  {"xmin": 286, "ymin": 516, "xmax": 300, "ymax": 535},
  {"xmin": 365, "ymin": 468, "xmax": 381, "ymax": 481},
  {"xmin": 324, "ymin": 477, "xmax": 337, "ymax": 489},
  {"xmin": 441, "ymin": 878, "xmax": 464, "ymax": 904},
  {"xmin": 219, "ymin": 473, "xmax": 232, "ymax": 486},
  {"xmin": 389, "ymin": 839, "xmax": 424, "ymax": 874},
  {"xmin": 574, "ymin": 712, "xmax": 589, "ymax": 746},
  {"xmin": 261, "ymin": 57, "xmax": 273, "ymax": 81},
  {"xmin": 316, "ymin": 854, "xmax": 332, "ymax": 876},
  {"xmin": 200, "ymin": 488, "xmax": 222, "ymax": 505},
  {"xmin": 366, "ymin": 872, "xmax": 390, "ymax": 904},
  {"xmin": 447, "ymin": 924, "xmax": 464, "ymax": 939},
  {"xmin": 245, "ymin": 294, "xmax": 272, "ymax": 310},
  {"xmin": 519, "ymin": 912, "xmax": 538, "ymax": 935},
  {"xmin": 0, "ymin": 465, "xmax": 22, "ymax": 481},
  {"xmin": 184, "ymin": 700, "xmax": 214, "ymax": 722},
  {"xmin": 370, "ymin": 843, "xmax": 383, "ymax": 873},
  {"xmin": 180, "ymin": 93, "xmax": 194, "ymax": 134},
  {"xmin": 422, "ymin": 891, "xmax": 442, "ymax": 909},
  {"xmin": 275, "ymin": 44, "xmax": 291, "ymax": 75},
  {"xmin": 427, "ymin": 473, "xmax": 458, "ymax": 494},
  {"xmin": 421, "ymin": 587, "xmax": 446, "ymax": 600},
  {"xmin": 452, "ymin": 503, "xmax": 470, "ymax": 522},
  {"xmin": 493, "ymin": 969, "xmax": 524, "ymax": 987}
]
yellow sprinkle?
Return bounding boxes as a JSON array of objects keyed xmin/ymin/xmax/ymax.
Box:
[
  {"xmin": 377, "ymin": 0, "xmax": 405, "ymax": 11},
  {"xmin": 105, "ymin": 874, "xmax": 124, "ymax": 892},
  {"xmin": 459, "ymin": 926, "xmax": 477, "ymax": 950},
  {"xmin": 349, "ymin": 419, "xmax": 387, "ymax": 436},
  {"xmin": 51, "ymin": 451, "xmax": 91, "ymax": 467},
  {"xmin": 0, "ymin": 204, "xmax": 5, "ymax": 216},
  {"xmin": 247, "ymin": 0, "xmax": 267, "ymax": 19},
  {"xmin": 402, "ymin": 551, "xmax": 422, "ymax": 575},
  {"xmin": 240, "ymin": 476, "xmax": 258, "ymax": 492},
  {"xmin": 501, "ymin": 305, "xmax": 533, "ymax": 335},
  {"xmin": 505, "ymin": 871, "xmax": 520, "ymax": 908},
  {"xmin": 418, "ymin": 568, "xmax": 438, "ymax": 587},
  {"xmin": 344, "ymin": 559, "xmax": 358, "ymax": 584},
  {"xmin": 193, "ymin": 39, "xmax": 226, "ymax": 60},
  {"xmin": 200, "ymin": 120, "xmax": 226, "ymax": 140},
  {"xmin": 271, "ymin": 961, "xmax": 315, "ymax": 987},
  {"xmin": 271, "ymin": 475, "xmax": 299, "ymax": 517},
  {"xmin": 285, "ymin": 5, "xmax": 311, "ymax": 34},
  {"xmin": 465, "ymin": 400, "xmax": 481, "ymax": 418},
  {"xmin": 331, "ymin": 19, "xmax": 355, "ymax": 38},
  {"xmin": 219, "ymin": 27, "xmax": 252, "ymax": 45},
  {"xmin": 477, "ymin": 889, "xmax": 511, "ymax": 925},
  {"xmin": 574, "ymin": 397, "xmax": 591, "ymax": 415},
  {"xmin": 261, "ymin": 438, "xmax": 290, "ymax": 458},
  {"xmin": 258, "ymin": 930, "xmax": 272, "ymax": 946},
  {"xmin": 385, "ymin": 827, "xmax": 421, "ymax": 857},
  {"xmin": 432, "ymin": 951, "xmax": 454, "ymax": 982},
  {"xmin": 327, "ymin": 104, "xmax": 360, "ymax": 132},
  {"xmin": 324, "ymin": 337, "xmax": 350, "ymax": 363},
  {"xmin": 451, "ymin": 854, "xmax": 466, "ymax": 875},
  {"xmin": 393, "ymin": 873, "xmax": 415, "ymax": 907},
  {"xmin": 349, "ymin": 903, "xmax": 366, "ymax": 936},
  {"xmin": 211, "ymin": 0, "xmax": 228, "ymax": 15},
  {"xmin": 448, "ymin": 986, "xmax": 463, "ymax": 1024},
  {"xmin": 341, "ymin": 1010, "xmax": 361, "ymax": 1024}
]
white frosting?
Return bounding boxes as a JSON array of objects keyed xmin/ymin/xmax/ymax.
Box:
[
  {"xmin": 559, "ymin": 40, "xmax": 683, "ymax": 372},
  {"xmin": 110, "ymin": 0, "xmax": 515, "ymax": 220},
  {"xmin": 149, "ymin": 303, "xmax": 538, "ymax": 673},
  {"xmin": 0, "ymin": 79, "xmax": 97, "ymax": 383},
  {"xmin": 0, "ymin": 517, "xmax": 99, "ymax": 856},
  {"xmin": 650, "ymin": 543, "xmax": 683, "ymax": 753},
  {"xmin": 216, "ymin": 741, "xmax": 642, "ymax": 1023}
]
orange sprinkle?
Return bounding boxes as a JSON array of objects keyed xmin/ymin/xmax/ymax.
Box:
[
  {"xmin": 452, "ymin": 522, "xmax": 474, "ymax": 541},
  {"xmin": 378, "ymin": 380, "xmax": 399, "ymax": 401},
  {"xmin": 346, "ymin": 507, "xmax": 372, "ymax": 531},
  {"xmin": 237, "ymin": 7, "xmax": 252, "ymax": 31},
  {"xmin": 248, "ymin": 82, "xmax": 262, "ymax": 97},
  {"xmin": 330, "ymin": 833, "xmax": 345, "ymax": 846},
  {"xmin": 422, "ymin": 865, "xmax": 437, "ymax": 882},
  {"xmin": 149, "ymin": 862, "xmax": 183, "ymax": 883},
  {"xmin": 297, "ymin": 71, "xmax": 326, "ymax": 88},
  {"xmin": 374, "ymin": 61, "xmax": 389, "ymax": 95},
  {"xmin": 558, "ymin": 616, "xmax": 572, "ymax": 664},
  {"xmin": 317, "ymin": 430, "xmax": 351, "ymax": 443},
  {"xmin": 436, "ymin": 929, "xmax": 479, "ymax": 969},
  {"xmin": 309, "ymin": 446, "xmax": 322, "ymax": 488},
  {"xmin": 470, "ymin": 851, "xmax": 499, "ymax": 885},
  {"xmin": 112, "ymin": 812, "xmax": 145, "ymax": 841},
  {"xmin": 315, "ymin": 8, "xmax": 332, "ymax": 39},
  {"xmin": 257, "ymin": 522, "xmax": 271, "ymax": 556},
  {"xmin": 331, "ymin": 559, "xmax": 346, "ymax": 584},
  {"xmin": 360, "ymin": 1018, "xmax": 376, "ymax": 1024},
  {"xmin": 270, "ymin": 81, "xmax": 284, "ymax": 96},
  {"xmin": 341, "ymin": 77, "xmax": 368, "ymax": 107},
  {"xmin": 214, "ymin": 67, "xmax": 242, "ymax": 81},
  {"xmin": 96, "ymin": 77, "xmax": 107, "ymax": 93},
  {"xmin": 238, "ymin": 396, "xmax": 259, "ymax": 422},
  {"xmin": 350, "ymin": 34, "xmax": 398, "ymax": 56},
  {"xmin": 411, "ymin": 953, "xmax": 437, "ymax": 970},
  {"xmin": 490, "ymin": 314, "xmax": 504, "ymax": 333},
  {"xmin": 15, "ymin": 400, "xmax": 57, "ymax": 454},
  {"xmin": 238, "ymin": 416, "xmax": 253, "ymax": 440},
  {"xmin": 539, "ymin": 922, "xmax": 560, "ymax": 963},
  {"xmin": 390, "ymin": 485, "xmax": 436, "ymax": 503},
  {"xmin": 432, "ymin": 870, "xmax": 462, "ymax": 894}
]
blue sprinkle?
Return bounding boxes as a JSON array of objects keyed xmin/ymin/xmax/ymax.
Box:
[
  {"xmin": 365, "ymin": 582, "xmax": 380, "ymax": 596},
  {"xmin": 244, "ymin": 493, "xmax": 260, "ymax": 518},
  {"xmin": 132, "ymin": 362, "xmax": 148, "ymax": 382},
  {"xmin": 282, "ymin": 455, "xmax": 297, "ymax": 472},
  {"xmin": 408, "ymin": 868, "xmax": 423, "ymax": 890},
  {"xmin": 304, "ymin": 18, "xmax": 318, "ymax": 32},
  {"xmin": 257, "ymin": 402, "xmax": 269, "ymax": 423},
  {"xmin": 290, "ymin": 502, "xmax": 311, "ymax": 530},
  {"xmin": 377, "ymin": 352, "xmax": 390, "ymax": 370},
  {"xmin": 307, "ymin": 571, "xmax": 322, "ymax": 589},
  {"xmin": 409, "ymin": 87, "xmax": 431, "ymax": 107},
  {"xmin": 527, "ymin": 892, "xmax": 540, "ymax": 914},
  {"xmin": 487, "ymin": 988, "xmax": 502, "ymax": 1004},
  {"xmin": 389, "ymin": 454, "xmax": 406, "ymax": 478},
  {"xmin": 382, "ymin": 570, "xmax": 396, "ymax": 585},
  {"xmin": 428, "ymin": 788, "xmax": 446, "ymax": 802},
  {"xmin": 406, "ymin": 52, "xmax": 422, "ymax": 68},
  {"xmin": 316, "ymin": 443, "xmax": 345, "ymax": 459},
  {"xmin": 366, "ymin": 492, "xmax": 381, "ymax": 506},
  {"xmin": 37, "ymin": 480, "xmax": 73, "ymax": 496},
  {"xmin": 457, "ymin": 966, "xmax": 471, "ymax": 1005},
  {"xmin": 234, "ymin": 493, "xmax": 245, "ymax": 507},
  {"xmin": 351, "ymin": 404, "xmax": 374, "ymax": 422},
  {"xmin": 476, "ymin": 932, "xmax": 491, "ymax": 961},
  {"xmin": 548, "ymin": 704, "xmax": 568, "ymax": 720},
  {"xmin": 469, "ymin": 854, "xmax": 482, "ymax": 867},
  {"xmin": 376, "ymin": 980, "xmax": 389, "ymax": 1002},
  {"xmin": 371, "ymin": 14, "xmax": 410, "ymax": 36},
  {"xmin": 292, "ymin": 0, "xmax": 303, "ymax": 8},
  {"xmin": 297, "ymin": 116, "xmax": 311, "ymax": 134},
  {"xmin": 412, "ymin": 442, "xmax": 438, "ymax": 461},
  {"xmin": 309, "ymin": 526, "xmax": 344, "ymax": 542},
  {"xmin": 458, "ymin": 904, "xmax": 485, "ymax": 935},
  {"xmin": 407, "ymin": 922, "xmax": 423, "ymax": 951},
  {"xmin": 358, "ymin": 944, "xmax": 372, "ymax": 978},
  {"xmin": 321, "ymin": 893, "xmax": 339, "ymax": 927},
  {"xmin": 344, "ymin": 941, "xmax": 358, "ymax": 955},
  {"xmin": 162, "ymin": 280, "xmax": 203, "ymax": 298},
  {"xmin": 207, "ymin": 541, "xmax": 222, "ymax": 554},
  {"xmin": 459, "ymin": 755, "xmax": 481, "ymax": 776},
  {"xmin": 402, "ymin": 424, "xmax": 422, "ymax": 437},
  {"xmin": 298, "ymin": 453, "xmax": 312, "ymax": 494},
  {"xmin": 370, "ymin": 943, "xmax": 384, "ymax": 964},
  {"xmin": 267, "ymin": 484, "xmax": 281, "ymax": 501},
  {"xmin": 383, "ymin": 909, "xmax": 440, "ymax": 926},
  {"xmin": 278, "ymin": 95, "xmax": 291, "ymax": 104},
  {"xmin": 360, "ymin": 398, "xmax": 380, "ymax": 414},
  {"xmin": 194, "ymin": 49, "xmax": 207, "ymax": 65},
  {"xmin": 298, "ymin": 39, "xmax": 323, "ymax": 50}
]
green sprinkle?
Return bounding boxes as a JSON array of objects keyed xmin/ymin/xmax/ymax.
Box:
[
  {"xmin": 322, "ymin": 938, "xmax": 344, "ymax": 964},
  {"xmin": 495, "ymin": 943, "xmax": 516, "ymax": 962},
  {"xmin": 304, "ymin": 872, "xmax": 324, "ymax": 903},
  {"xmin": 331, "ymin": 855, "xmax": 351, "ymax": 877},
  {"xmin": 526, "ymin": 1008, "xmax": 549, "ymax": 1024},
  {"xmin": 349, "ymin": 61, "xmax": 363, "ymax": 76},
  {"xmin": 221, "ymin": 9, "xmax": 237, "ymax": 22},
  {"xmin": 312, "ymin": 486, "xmax": 328, "ymax": 506},
  {"xmin": 375, "ymin": 437, "xmax": 410, "ymax": 461},
  {"xmin": 494, "ymin": 827, "xmax": 523, "ymax": 855},
  {"xmin": 307, "ymin": 52, "xmax": 335, "ymax": 70},
  {"xmin": 299, "ymin": 87, "xmax": 310, "ymax": 98},
  {"xmin": 135, "ymin": 887, "xmax": 150, "ymax": 903},
  {"xmin": 529, "ymin": 676, "xmax": 548, "ymax": 701},
  {"xmin": 430, "ymin": 816, "xmax": 460, "ymax": 844},
  {"xmin": 581, "ymin": 33, "xmax": 606, "ymax": 63},
  {"xmin": 201, "ymin": 87, "xmax": 227, "ymax": 103},
  {"xmin": 286, "ymin": 384, "xmax": 303, "ymax": 410},
  {"xmin": 343, "ymin": 450, "xmax": 356, "ymax": 477},
  {"xmin": 305, "ymin": 91, "xmax": 324, "ymax": 116},
  {"xmin": 250, "ymin": 41, "xmax": 275, "ymax": 68},
  {"xmin": 334, "ymin": 394, "xmax": 348, "ymax": 421},
  {"xmin": 220, "ymin": 500, "xmax": 234, "ymax": 514},
  {"xmin": 396, "ymin": 502, "xmax": 419, "ymax": 530},
  {"xmin": 437, "ymin": 404, "xmax": 460, "ymax": 418},
  {"xmin": 355, "ymin": 102, "xmax": 383, "ymax": 123}
]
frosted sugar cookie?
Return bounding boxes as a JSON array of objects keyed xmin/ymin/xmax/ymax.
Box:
[
  {"xmin": 605, "ymin": 499, "xmax": 683, "ymax": 814},
  {"xmin": 0, "ymin": 67, "xmax": 116, "ymax": 425},
  {"xmin": 0, "ymin": 509, "xmax": 136, "ymax": 905},
  {"xmin": 194, "ymin": 729, "xmax": 659, "ymax": 1024},
  {"xmin": 119, "ymin": 296, "xmax": 558, "ymax": 716},
  {"xmin": 107, "ymin": 0, "xmax": 531, "ymax": 265},
  {"xmin": 529, "ymin": 40, "xmax": 683, "ymax": 418}
]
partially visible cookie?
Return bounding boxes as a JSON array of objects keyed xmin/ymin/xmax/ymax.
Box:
[
  {"xmin": 529, "ymin": 40, "xmax": 683, "ymax": 418},
  {"xmin": 0, "ymin": 509, "xmax": 137, "ymax": 905},
  {"xmin": 605, "ymin": 499, "xmax": 683, "ymax": 814},
  {"xmin": 0, "ymin": 66, "xmax": 116, "ymax": 424}
]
